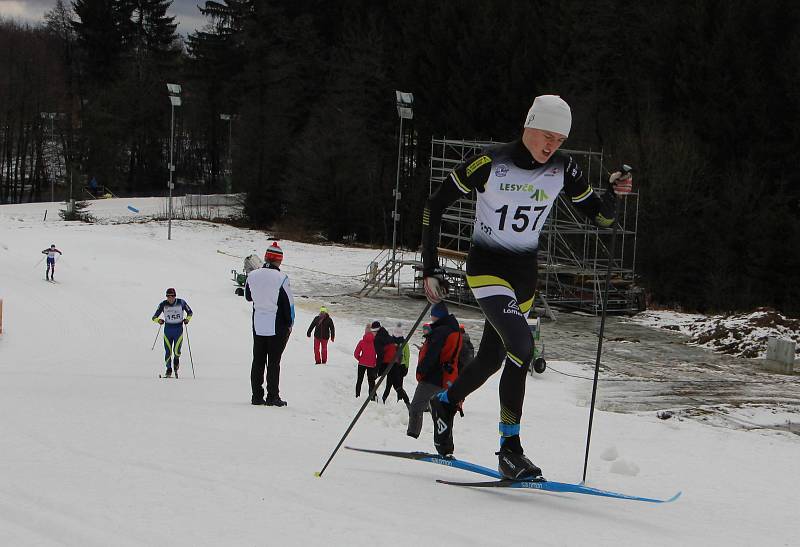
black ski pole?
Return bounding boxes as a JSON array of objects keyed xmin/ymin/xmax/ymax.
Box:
[
  {"xmin": 582, "ymin": 165, "xmax": 631, "ymax": 483},
  {"xmin": 185, "ymin": 324, "xmax": 196, "ymax": 379},
  {"xmin": 316, "ymin": 301, "xmax": 432, "ymax": 478},
  {"xmin": 151, "ymin": 324, "xmax": 162, "ymax": 351}
]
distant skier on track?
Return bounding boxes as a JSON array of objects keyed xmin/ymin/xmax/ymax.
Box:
[
  {"xmin": 152, "ymin": 288, "xmax": 193, "ymax": 378},
  {"xmin": 41, "ymin": 244, "xmax": 62, "ymax": 281},
  {"xmin": 420, "ymin": 95, "xmax": 633, "ymax": 480}
]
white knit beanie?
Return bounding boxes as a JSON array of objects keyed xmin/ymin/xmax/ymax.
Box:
[{"xmin": 523, "ymin": 95, "xmax": 571, "ymax": 136}]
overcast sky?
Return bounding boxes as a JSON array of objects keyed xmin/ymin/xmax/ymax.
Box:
[{"xmin": 0, "ymin": 0, "xmax": 207, "ymax": 36}]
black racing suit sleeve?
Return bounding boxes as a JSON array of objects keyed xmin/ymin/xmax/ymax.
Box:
[
  {"xmin": 245, "ymin": 281, "xmax": 253, "ymax": 302},
  {"xmin": 421, "ymin": 153, "xmax": 493, "ymax": 272},
  {"xmin": 561, "ymin": 154, "xmax": 616, "ymax": 227}
]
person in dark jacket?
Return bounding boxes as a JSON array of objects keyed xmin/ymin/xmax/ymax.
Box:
[
  {"xmin": 306, "ymin": 306, "xmax": 335, "ymax": 364},
  {"xmin": 407, "ymin": 303, "xmax": 462, "ymax": 438},
  {"xmin": 382, "ymin": 322, "xmax": 411, "ymax": 405},
  {"xmin": 459, "ymin": 324, "xmax": 474, "ymax": 369},
  {"xmin": 371, "ymin": 320, "xmax": 410, "ymax": 405},
  {"xmin": 245, "ymin": 242, "xmax": 294, "ymax": 407}
]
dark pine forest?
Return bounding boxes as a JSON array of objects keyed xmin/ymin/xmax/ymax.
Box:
[{"xmin": 1, "ymin": 1, "xmax": 798, "ymax": 314}]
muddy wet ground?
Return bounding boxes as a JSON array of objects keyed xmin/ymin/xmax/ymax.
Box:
[{"xmin": 300, "ymin": 289, "xmax": 800, "ymax": 435}]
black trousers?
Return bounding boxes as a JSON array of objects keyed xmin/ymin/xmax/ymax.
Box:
[
  {"xmin": 382, "ymin": 364, "xmax": 410, "ymax": 404},
  {"xmin": 251, "ymin": 333, "xmax": 288, "ymax": 400},
  {"xmin": 447, "ymin": 246, "xmax": 538, "ymax": 426},
  {"xmin": 355, "ymin": 365, "xmax": 377, "ymax": 397}
]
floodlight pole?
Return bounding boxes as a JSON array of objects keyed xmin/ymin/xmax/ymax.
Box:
[
  {"xmin": 392, "ymin": 91, "xmax": 413, "ymax": 289},
  {"xmin": 392, "ymin": 115, "xmax": 403, "ymax": 286},
  {"xmin": 168, "ymin": 102, "xmax": 175, "ymax": 240},
  {"xmin": 166, "ymin": 84, "xmax": 182, "ymax": 240}
]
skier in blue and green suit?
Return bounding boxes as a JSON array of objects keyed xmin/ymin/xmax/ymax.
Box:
[{"xmin": 152, "ymin": 288, "xmax": 193, "ymax": 377}]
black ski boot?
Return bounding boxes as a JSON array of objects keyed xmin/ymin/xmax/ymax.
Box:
[
  {"xmin": 265, "ymin": 396, "xmax": 287, "ymax": 407},
  {"xmin": 429, "ymin": 394, "xmax": 456, "ymax": 456},
  {"xmin": 164, "ymin": 368, "xmax": 173, "ymax": 378},
  {"xmin": 251, "ymin": 396, "xmax": 265, "ymax": 405},
  {"xmin": 173, "ymin": 358, "xmax": 180, "ymax": 378},
  {"xmin": 497, "ymin": 435, "xmax": 543, "ymax": 481}
]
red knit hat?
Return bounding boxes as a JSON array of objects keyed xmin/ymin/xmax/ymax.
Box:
[{"xmin": 265, "ymin": 242, "xmax": 283, "ymax": 263}]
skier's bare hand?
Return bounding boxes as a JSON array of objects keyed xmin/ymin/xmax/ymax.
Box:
[{"xmin": 423, "ymin": 268, "xmax": 449, "ymax": 304}]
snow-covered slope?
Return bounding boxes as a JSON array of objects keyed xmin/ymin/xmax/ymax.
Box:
[{"xmin": 0, "ymin": 199, "xmax": 797, "ymax": 547}]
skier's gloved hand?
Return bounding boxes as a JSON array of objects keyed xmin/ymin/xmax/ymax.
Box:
[
  {"xmin": 183, "ymin": 318, "xmax": 189, "ymax": 325},
  {"xmin": 158, "ymin": 319, "xmax": 165, "ymax": 325},
  {"xmin": 609, "ymin": 170, "xmax": 633, "ymax": 195},
  {"xmin": 235, "ymin": 287, "xmax": 244, "ymax": 296},
  {"xmin": 423, "ymin": 267, "xmax": 449, "ymax": 304}
]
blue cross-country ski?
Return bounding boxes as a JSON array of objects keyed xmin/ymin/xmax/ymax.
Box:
[{"xmin": 345, "ymin": 447, "xmax": 681, "ymax": 504}]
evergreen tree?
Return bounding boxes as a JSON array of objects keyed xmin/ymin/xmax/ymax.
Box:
[
  {"xmin": 287, "ymin": 14, "xmax": 391, "ymax": 241},
  {"xmin": 185, "ymin": 1, "xmax": 253, "ymax": 192},
  {"xmin": 71, "ymin": 0, "xmax": 135, "ymax": 191},
  {"xmin": 71, "ymin": 0, "xmax": 134, "ymax": 84},
  {"xmin": 119, "ymin": 0, "xmax": 181, "ymax": 191},
  {"xmin": 236, "ymin": 1, "xmax": 323, "ymax": 227}
]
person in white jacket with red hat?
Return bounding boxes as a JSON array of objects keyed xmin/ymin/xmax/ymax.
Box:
[{"xmin": 245, "ymin": 241, "xmax": 294, "ymax": 407}]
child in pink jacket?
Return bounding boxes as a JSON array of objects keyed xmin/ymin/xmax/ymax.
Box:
[{"xmin": 353, "ymin": 324, "xmax": 378, "ymax": 400}]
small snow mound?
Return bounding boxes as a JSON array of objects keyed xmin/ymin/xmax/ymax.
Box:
[
  {"xmin": 610, "ymin": 459, "xmax": 640, "ymax": 476},
  {"xmin": 600, "ymin": 446, "xmax": 619, "ymax": 461}
]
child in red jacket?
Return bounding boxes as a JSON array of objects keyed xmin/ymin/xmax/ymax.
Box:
[{"xmin": 307, "ymin": 306, "xmax": 335, "ymax": 364}]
